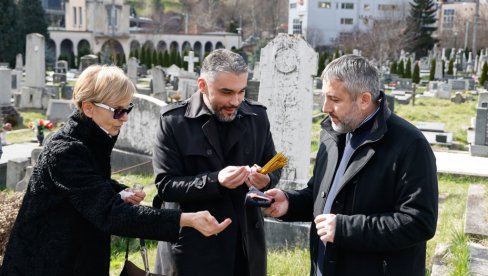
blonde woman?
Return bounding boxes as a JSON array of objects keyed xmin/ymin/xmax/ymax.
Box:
[{"xmin": 1, "ymin": 65, "xmax": 231, "ymax": 276}]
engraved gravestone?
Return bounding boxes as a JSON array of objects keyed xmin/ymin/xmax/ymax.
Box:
[
  {"xmin": 258, "ymin": 34, "xmax": 318, "ymax": 184},
  {"xmin": 20, "ymin": 33, "xmax": 46, "ymax": 109}
]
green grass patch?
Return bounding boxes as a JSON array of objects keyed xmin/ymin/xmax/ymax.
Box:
[
  {"xmin": 395, "ymin": 96, "xmax": 477, "ymax": 144},
  {"xmin": 447, "ymin": 230, "xmax": 470, "ymax": 276},
  {"xmin": 6, "ymin": 129, "xmax": 36, "ymax": 144}
]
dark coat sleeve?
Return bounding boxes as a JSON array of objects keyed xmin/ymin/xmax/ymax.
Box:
[
  {"xmin": 334, "ymin": 137, "xmax": 438, "ymax": 252},
  {"xmin": 46, "ymin": 141, "xmax": 182, "ymax": 241},
  {"xmin": 153, "ymin": 114, "xmax": 223, "ymax": 203}
]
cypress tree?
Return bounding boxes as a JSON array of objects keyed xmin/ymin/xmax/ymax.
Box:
[
  {"xmin": 405, "ymin": 59, "xmax": 412, "ymax": 78},
  {"xmin": 163, "ymin": 50, "xmax": 170, "ymax": 67},
  {"xmin": 429, "ymin": 59, "xmax": 436, "ymax": 81},
  {"xmin": 480, "ymin": 62, "xmax": 488, "ymax": 88},
  {"xmin": 397, "ymin": 60, "xmax": 405, "ymax": 78},
  {"xmin": 403, "ymin": 0, "xmax": 437, "ymax": 58},
  {"xmin": 158, "ymin": 50, "xmax": 164, "ymax": 66},
  {"xmin": 412, "ymin": 62, "xmax": 420, "ymax": 84},
  {"xmin": 134, "ymin": 48, "xmax": 140, "ymax": 60},
  {"xmin": 140, "ymin": 47, "xmax": 146, "ymax": 67},
  {"xmin": 390, "ymin": 61, "xmax": 397, "ymax": 74},
  {"xmin": 0, "ymin": 0, "xmax": 22, "ymax": 66},
  {"xmin": 447, "ymin": 59, "xmax": 454, "ymax": 75},
  {"xmin": 334, "ymin": 49, "xmax": 340, "ymax": 60},
  {"xmin": 317, "ymin": 52, "xmax": 328, "ymax": 76},
  {"xmin": 145, "ymin": 47, "xmax": 152, "ymax": 68},
  {"xmin": 152, "ymin": 49, "xmax": 158, "ymax": 68},
  {"xmin": 18, "ymin": 0, "xmax": 49, "ymax": 56},
  {"xmin": 69, "ymin": 51, "xmax": 76, "ymax": 69}
]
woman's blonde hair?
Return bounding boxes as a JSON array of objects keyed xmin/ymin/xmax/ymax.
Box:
[{"xmin": 72, "ymin": 65, "xmax": 135, "ymax": 110}]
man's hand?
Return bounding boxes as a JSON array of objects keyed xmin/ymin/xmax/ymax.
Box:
[
  {"xmin": 263, "ymin": 188, "xmax": 289, "ymax": 217},
  {"xmin": 218, "ymin": 166, "xmax": 250, "ymax": 189},
  {"xmin": 180, "ymin": 211, "xmax": 232, "ymax": 237},
  {"xmin": 245, "ymin": 165, "xmax": 270, "ymax": 190},
  {"xmin": 314, "ymin": 214, "xmax": 336, "ymax": 243},
  {"xmin": 120, "ymin": 189, "xmax": 146, "ymax": 205}
]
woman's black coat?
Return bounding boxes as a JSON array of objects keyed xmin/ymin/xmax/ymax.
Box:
[{"xmin": 1, "ymin": 111, "xmax": 181, "ymax": 276}]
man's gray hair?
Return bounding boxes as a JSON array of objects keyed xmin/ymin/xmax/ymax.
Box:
[
  {"xmin": 321, "ymin": 54, "xmax": 381, "ymax": 101},
  {"xmin": 201, "ymin": 49, "xmax": 248, "ymax": 81}
]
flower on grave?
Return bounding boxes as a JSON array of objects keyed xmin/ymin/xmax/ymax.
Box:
[{"xmin": 28, "ymin": 119, "xmax": 54, "ymax": 134}]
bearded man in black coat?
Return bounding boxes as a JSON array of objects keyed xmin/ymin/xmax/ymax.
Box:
[
  {"xmin": 265, "ymin": 55, "xmax": 438, "ymax": 276},
  {"xmin": 153, "ymin": 49, "xmax": 281, "ymax": 276}
]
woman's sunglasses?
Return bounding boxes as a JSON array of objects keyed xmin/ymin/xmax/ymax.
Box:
[{"xmin": 93, "ymin": 102, "xmax": 134, "ymax": 119}]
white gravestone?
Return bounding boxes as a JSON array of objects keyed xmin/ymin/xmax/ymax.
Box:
[
  {"xmin": 20, "ymin": 33, "xmax": 46, "ymax": 109},
  {"xmin": 435, "ymin": 56, "xmax": 443, "ymax": 80},
  {"xmin": 127, "ymin": 57, "xmax": 138, "ymax": 85},
  {"xmin": 15, "ymin": 54, "xmax": 23, "ymax": 71},
  {"xmin": 25, "ymin": 33, "xmax": 45, "ymax": 88},
  {"xmin": 152, "ymin": 66, "xmax": 166, "ymax": 101},
  {"xmin": 183, "ymin": 51, "xmax": 199, "ymax": 73},
  {"xmin": 0, "ymin": 68, "xmax": 12, "ymax": 106},
  {"xmin": 258, "ymin": 34, "xmax": 318, "ymax": 183}
]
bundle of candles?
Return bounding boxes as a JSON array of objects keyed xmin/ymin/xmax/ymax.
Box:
[{"xmin": 258, "ymin": 152, "xmax": 288, "ymax": 174}]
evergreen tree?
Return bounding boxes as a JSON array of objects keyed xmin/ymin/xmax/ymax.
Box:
[
  {"xmin": 158, "ymin": 51, "xmax": 164, "ymax": 66},
  {"xmin": 405, "ymin": 59, "xmax": 412, "ymax": 78},
  {"xmin": 18, "ymin": 0, "xmax": 49, "ymax": 55},
  {"xmin": 152, "ymin": 49, "xmax": 158, "ymax": 68},
  {"xmin": 140, "ymin": 47, "xmax": 146, "ymax": 67},
  {"xmin": 447, "ymin": 59, "xmax": 454, "ymax": 75},
  {"xmin": 134, "ymin": 48, "xmax": 140, "ymax": 60},
  {"xmin": 0, "ymin": 0, "xmax": 22, "ymax": 66},
  {"xmin": 317, "ymin": 52, "xmax": 328, "ymax": 76},
  {"xmin": 163, "ymin": 50, "xmax": 170, "ymax": 67},
  {"xmin": 170, "ymin": 49, "xmax": 178, "ymax": 66},
  {"xmin": 397, "ymin": 60, "xmax": 405, "ymax": 77},
  {"xmin": 403, "ymin": 0, "xmax": 437, "ymax": 58},
  {"xmin": 429, "ymin": 59, "xmax": 436, "ymax": 81},
  {"xmin": 334, "ymin": 49, "xmax": 341, "ymax": 60},
  {"xmin": 480, "ymin": 62, "xmax": 488, "ymax": 88},
  {"xmin": 390, "ymin": 61, "xmax": 397, "ymax": 74},
  {"xmin": 412, "ymin": 62, "xmax": 420, "ymax": 84},
  {"xmin": 69, "ymin": 51, "xmax": 76, "ymax": 69},
  {"xmin": 145, "ymin": 47, "xmax": 152, "ymax": 68}
]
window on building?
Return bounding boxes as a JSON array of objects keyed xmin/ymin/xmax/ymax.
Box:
[
  {"xmin": 339, "ymin": 32, "xmax": 352, "ymax": 42},
  {"xmin": 443, "ymin": 9, "xmax": 455, "ymax": 29},
  {"xmin": 293, "ymin": 18, "xmax": 302, "ymax": 34},
  {"xmin": 341, "ymin": 3, "xmax": 354, "ymax": 9},
  {"xmin": 290, "ymin": 3, "xmax": 296, "ymax": 9},
  {"xmin": 340, "ymin": 18, "xmax": 353, "ymax": 25},
  {"xmin": 79, "ymin": 7, "xmax": 82, "ymax": 26},
  {"xmin": 378, "ymin": 4, "xmax": 398, "ymax": 11},
  {"xmin": 73, "ymin": 7, "xmax": 77, "ymax": 27},
  {"xmin": 108, "ymin": 6, "xmax": 119, "ymax": 28},
  {"xmin": 364, "ymin": 4, "xmax": 370, "ymax": 11},
  {"xmin": 318, "ymin": 2, "xmax": 332, "ymax": 9}
]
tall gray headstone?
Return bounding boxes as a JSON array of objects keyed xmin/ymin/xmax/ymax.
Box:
[
  {"xmin": 152, "ymin": 66, "xmax": 166, "ymax": 101},
  {"xmin": 19, "ymin": 33, "xmax": 47, "ymax": 109},
  {"xmin": 470, "ymin": 92, "xmax": 488, "ymax": 157},
  {"xmin": 0, "ymin": 68, "xmax": 12, "ymax": 106},
  {"xmin": 25, "ymin": 33, "xmax": 45, "ymax": 88},
  {"xmin": 435, "ymin": 56, "xmax": 443, "ymax": 80},
  {"xmin": 15, "ymin": 54, "xmax": 23, "ymax": 71},
  {"xmin": 79, "ymin": 54, "xmax": 98, "ymax": 72},
  {"xmin": 258, "ymin": 34, "xmax": 318, "ymax": 184},
  {"xmin": 127, "ymin": 57, "xmax": 138, "ymax": 85}
]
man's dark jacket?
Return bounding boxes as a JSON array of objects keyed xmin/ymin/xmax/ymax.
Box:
[
  {"xmin": 153, "ymin": 92, "xmax": 281, "ymax": 276},
  {"xmin": 282, "ymin": 94, "xmax": 438, "ymax": 276},
  {"xmin": 1, "ymin": 111, "xmax": 181, "ymax": 276}
]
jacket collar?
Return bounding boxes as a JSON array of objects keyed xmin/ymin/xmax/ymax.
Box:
[
  {"xmin": 321, "ymin": 90, "xmax": 391, "ymax": 144},
  {"xmin": 64, "ymin": 110, "xmax": 118, "ymax": 156},
  {"xmin": 184, "ymin": 91, "xmax": 257, "ymax": 119}
]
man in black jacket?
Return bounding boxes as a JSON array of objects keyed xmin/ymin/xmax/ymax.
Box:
[
  {"xmin": 153, "ymin": 49, "xmax": 281, "ymax": 276},
  {"xmin": 265, "ymin": 55, "xmax": 438, "ymax": 276}
]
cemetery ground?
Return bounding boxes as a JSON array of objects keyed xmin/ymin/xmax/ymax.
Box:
[{"xmin": 1, "ymin": 95, "xmax": 488, "ymax": 274}]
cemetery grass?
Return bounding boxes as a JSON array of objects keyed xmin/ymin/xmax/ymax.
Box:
[
  {"xmin": 394, "ymin": 96, "xmax": 477, "ymax": 146},
  {"xmin": 7, "ymin": 110, "xmax": 52, "ymax": 144},
  {"xmin": 427, "ymin": 174, "xmax": 488, "ymax": 274}
]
